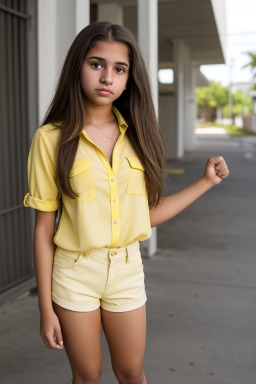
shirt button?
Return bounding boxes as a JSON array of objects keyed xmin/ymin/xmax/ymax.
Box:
[
  {"xmin": 114, "ymin": 220, "xmax": 117, "ymax": 224},
  {"xmin": 114, "ymin": 150, "xmax": 118, "ymax": 154},
  {"xmin": 111, "ymin": 178, "xmax": 115, "ymax": 182},
  {"xmin": 113, "ymin": 198, "xmax": 116, "ymax": 202}
]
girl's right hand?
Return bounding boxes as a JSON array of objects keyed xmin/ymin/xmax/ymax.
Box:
[{"xmin": 40, "ymin": 310, "xmax": 64, "ymax": 349}]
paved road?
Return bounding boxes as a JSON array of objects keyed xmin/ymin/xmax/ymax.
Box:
[{"xmin": 1, "ymin": 133, "xmax": 256, "ymax": 384}]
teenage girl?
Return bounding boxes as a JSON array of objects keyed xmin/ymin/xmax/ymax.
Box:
[{"xmin": 23, "ymin": 22, "xmax": 229, "ymax": 384}]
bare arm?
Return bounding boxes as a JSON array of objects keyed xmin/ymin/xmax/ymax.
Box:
[
  {"xmin": 150, "ymin": 176, "xmax": 212, "ymax": 227},
  {"xmin": 33, "ymin": 210, "xmax": 64, "ymax": 349},
  {"xmin": 150, "ymin": 156, "xmax": 229, "ymax": 228},
  {"xmin": 34, "ymin": 210, "xmax": 56, "ymax": 312}
]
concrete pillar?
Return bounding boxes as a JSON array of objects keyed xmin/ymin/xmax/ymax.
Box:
[
  {"xmin": 138, "ymin": 0, "xmax": 158, "ymax": 257},
  {"xmin": 184, "ymin": 50, "xmax": 197, "ymax": 151},
  {"xmin": 173, "ymin": 39, "xmax": 185, "ymax": 158},
  {"xmin": 76, "ymin": 0, "xmax": 90, "ymax": 35},
  {"xmin": 38, "ymin": 0, "xmax": 58, "ymax": 122},
  {"xmin": 98, "ymin": 2, "xmax": 123, "ymax": 25},
  {"xmin": 138, "ymin": 0, "xmax": 158, "ymax": 114},
  {"xmin": 38, "ymin": 0, "xmax": 90, "ymax": 122}
]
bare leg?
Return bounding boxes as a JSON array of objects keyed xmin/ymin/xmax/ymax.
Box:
[
  {"xmin": 53, "ymin": 302, "xmax": 102, "ymax": 384},
  {"xmin": 101, "ymin": 304, "xmax": 147, "ymax": 384}
]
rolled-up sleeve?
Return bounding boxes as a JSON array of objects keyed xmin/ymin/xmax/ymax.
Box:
[{"xmin": 23, "ymin": 127, "xmax": 60, "ymax": 211}]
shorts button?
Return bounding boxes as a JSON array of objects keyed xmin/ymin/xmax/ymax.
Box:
[{"xmin": 111, "ymin": 251, "xmax": 117, "ymax": 256}]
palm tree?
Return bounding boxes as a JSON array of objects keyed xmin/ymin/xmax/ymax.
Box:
[{"xmin": 242, "ymin": 52, "xmax": 256, "ymax": 89}]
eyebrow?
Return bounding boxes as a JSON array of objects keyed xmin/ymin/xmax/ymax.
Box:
[{"xmin": 87, "ymin": 56, "xmax": 129, "ymax": 67}]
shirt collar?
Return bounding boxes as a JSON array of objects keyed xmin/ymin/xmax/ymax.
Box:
[{"xmin": 111, "ymin": 105, "xmax": 128, "ymax": 129}]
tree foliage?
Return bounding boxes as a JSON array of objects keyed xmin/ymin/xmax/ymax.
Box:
[
  {"xmin": 196, "ymin": 81, "xmax": 253, "ymax": 118},
  {"xmin": 196, "ymin": 81, "xmax": 228, "ymax": 110},
  {"xmin": 242, "ymin": 51, "xmax": 256, "ymax": 79}
]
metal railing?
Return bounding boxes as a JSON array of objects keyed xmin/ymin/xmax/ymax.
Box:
[{"xmin": 0, "ymin": 0, "xmax": 36, "ymax": 297}]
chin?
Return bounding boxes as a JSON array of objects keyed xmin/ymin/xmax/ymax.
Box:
[{"xmin": 92, "ymin": 99, "xmax": 114, "ymax": 108}]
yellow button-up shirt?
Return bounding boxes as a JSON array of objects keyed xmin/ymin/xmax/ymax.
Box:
[{"xmin": 23, "ymin": 106, "xmax": 152, "ymax": 252}]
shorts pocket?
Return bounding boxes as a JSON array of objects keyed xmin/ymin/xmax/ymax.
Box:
[
  {"xmin": 125, "ymin": 156, "xmax": 146, "ymax": 196},
  {"xmin": 129, "ymin": 251, "xmax": 144, "ymax": 272},
  {"xmin": 69, "ymin": 158, "xmax": 96, "ymax": 203},
  {"xmin": 53, "ymin": 248, "xmax": 84, "ymax": 269}
]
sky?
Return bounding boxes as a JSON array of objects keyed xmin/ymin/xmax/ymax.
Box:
[{"xmin": 200, "ymin": 0, "xmax": 256, "ymax": 86}]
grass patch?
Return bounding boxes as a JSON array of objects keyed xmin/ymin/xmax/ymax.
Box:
[{"xmin": 196, "ymin": 122, "xmax": 254, "ymax": 136}]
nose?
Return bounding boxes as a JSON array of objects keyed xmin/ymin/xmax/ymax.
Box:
[{"xmin": 100, "ymin": 67, "xmax": 113, "ymax": 85}]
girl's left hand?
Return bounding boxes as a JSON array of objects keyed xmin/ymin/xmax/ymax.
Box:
[{"xmin": 202, "ymin": 156, "xmax": 229, "ymax": 187}]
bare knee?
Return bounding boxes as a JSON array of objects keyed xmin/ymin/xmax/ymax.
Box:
[
  {"xmin": 73, "ymin": 375, "xmax": 101, "ymax": 384},
  {"xmin": 72, "ymin": 366, "xmax": 101, "ymax": 384},
  {"xmin": 73, "ymin": 379, "xmax": 100, "ymax": 384},
  {"xmin": 114, "ymin": 365, "xmax": 145, "ymax": 384}
]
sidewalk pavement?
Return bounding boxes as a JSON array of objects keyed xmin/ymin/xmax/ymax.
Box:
[{"xmin": 1, "ymin": 133, "xmax": 256, "ymax": 384}]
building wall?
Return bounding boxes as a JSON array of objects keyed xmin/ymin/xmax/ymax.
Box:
[{"xmin": 159, "ymin": 93, "xmax": 177, "ymax": 159}]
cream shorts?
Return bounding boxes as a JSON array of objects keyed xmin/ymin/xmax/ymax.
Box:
[{"xmin": 51, "ymin": 241, "xmax": 147, "ymax": 312}]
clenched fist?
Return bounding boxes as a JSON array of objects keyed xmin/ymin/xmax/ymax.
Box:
[{"xmin": 202, "ymin": 156, "xmax": 229, "ymax": 187}]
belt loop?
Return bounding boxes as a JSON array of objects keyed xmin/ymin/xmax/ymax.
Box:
[
  {"xmin": 126, "ymin": 246, "xmax": 129, "ymax": 263},
  {"xmin": 82, "ymin": 250, "xmax": 90, "ymax": 260}
]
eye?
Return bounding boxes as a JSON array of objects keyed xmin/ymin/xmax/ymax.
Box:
[
  {"xmin": 91, "ymin": 62, "xmax": 103, "ymax": 69},
  {"xmin": 115, "ymin": 67, "xmax": 126, "ymax": 73}
]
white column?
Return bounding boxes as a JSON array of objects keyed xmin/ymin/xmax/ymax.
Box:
[
  {"xmin": 38, "ymin": 0, "xmax": 58, "ymax": 122},
  {"xmin": 75, "ymin": 0, "xmax": 90, "ymax": 35},
  {"xmin": 138, "ymin": 0, "xmax": 158, "ymax": 257},
  {"xmin": 138, "ymin": 0, "xmax": 158, "ymax": 114},
  {"xmin": 184, "ymin": 61, "xmax": 197, "ymax": 151},
  {"xmin": 38, "ymin": 0, "xmax": 90, "ymax": 123},
  {"xmin": 173, "ymin": 39, "xmax": 185, "ymax": 158},
  {"xmin": 98, "ymin": 2, "xmax": 123, "ymax": 25}
]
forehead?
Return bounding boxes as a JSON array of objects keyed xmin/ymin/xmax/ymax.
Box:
[{"xmin": 85, "ymin": 40, "xmax": 130, "ymax": 62}]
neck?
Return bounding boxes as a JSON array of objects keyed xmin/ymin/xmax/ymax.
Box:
[{"xmin": 84, "ymin": 101, "xmax": 116, "ymax": 125}]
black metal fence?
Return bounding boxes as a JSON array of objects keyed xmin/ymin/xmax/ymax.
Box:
[{"xmin": 0, "ymin": 0, "xmax": 37, "ymax": 301}]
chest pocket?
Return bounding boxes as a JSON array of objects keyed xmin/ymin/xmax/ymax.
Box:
[
  {"xmin": 69, "ymin": 158, "xmax": 96, "ymax": 203},
  {"xmin": 125, "ymin": 156, "xmax": 146, "ymax": 196}
]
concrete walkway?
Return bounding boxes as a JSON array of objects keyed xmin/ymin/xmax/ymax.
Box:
[
  {"xmin": 1, "ymin": 133, "xmax": 256, "ymax": 384},
  {"xmin": 195, "ymin": 127, "xmax": 228, "ymax": 135}
]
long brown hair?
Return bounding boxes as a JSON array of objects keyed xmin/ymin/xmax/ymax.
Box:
[{"xmin": 42, "ymin": 21, "xmax": 167, "ymax": 209}]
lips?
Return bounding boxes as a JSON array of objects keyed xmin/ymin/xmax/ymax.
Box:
[{"xmin": 96, "ymin": 88, "xmax": 113, "ymax": 95}]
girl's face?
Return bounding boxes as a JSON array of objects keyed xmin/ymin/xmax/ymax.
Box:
[{"xmin": 81, "ymin": 40, "xmax": 130, "ymax": 107}]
